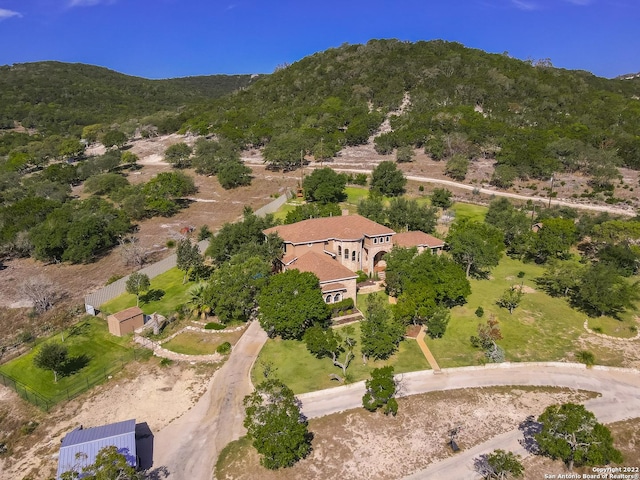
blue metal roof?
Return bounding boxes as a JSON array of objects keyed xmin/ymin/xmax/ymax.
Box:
[{"xmin": 56, "ymin": 419, "xmax": 136, "ymax": 479}]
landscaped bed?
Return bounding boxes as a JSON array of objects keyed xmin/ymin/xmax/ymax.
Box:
[{"xmin": 162, "ymin": 329, "xmax": 245, "ymax": 356}]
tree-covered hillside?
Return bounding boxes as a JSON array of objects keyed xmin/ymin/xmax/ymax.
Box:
[
  {"xmin": 0, "ymin": 61, "xmax": 256, "ymax": 134},
  {"xmin": 185, "ymin": 39, "xmax": 640, "ymax": 178}
]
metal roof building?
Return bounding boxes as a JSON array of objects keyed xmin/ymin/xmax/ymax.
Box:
[{"xmin": 56, "ymin": 419, "xmax": 137, "ymax": 479}]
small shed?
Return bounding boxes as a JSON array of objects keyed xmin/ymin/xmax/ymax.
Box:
[
  {"xmin": 56, "ymin": 419, "xmax": 137, "ymax": 479},
  {"xmin": 107, "ymin": 306, "xmax": 144, "ymax": 336}
]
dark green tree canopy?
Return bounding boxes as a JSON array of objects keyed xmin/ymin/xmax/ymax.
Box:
[
  {"xmin": 33, "ymin": 342, "xmax": 68, "ymax": 383},
  {"xmin": 258, "ymin": 269, "xmax": 330, "ymax": 339},
  {"xmin": 302, "ymin": 167, "xmax": 347, "ymax": 204},
  {"xmin": 362, "ymin": 366, "xmax": 398, "ymax": 416},
  {"xmin": 361, "ymin": 294, "xmax": 405, "ymax": 360},
  {"xmin": 535, "ymin": 403, "xmax": 623, "ymax": 471},
  {"xmin": 243, "ymin": 379, "xmax": 312, "ymax": 470},
  {"xmin": 370, "ymin": 161, "xmax": 407, "ymax": 197},
  {"xmin": 447, "ymin": 219, "xmax": 505, "ymax": 278}
]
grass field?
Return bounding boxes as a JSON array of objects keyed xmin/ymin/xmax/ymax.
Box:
[
  {"xmin": 0, "ymin": 318, "xmax": 133, "ymax": 402},
  {"xmin": 162, "ymin": 329, "xmax": 245, "ymax": 355},
  {"xmin": 100, "ymin": 267, "xmax": 193, "ymax": 317},
  {"xmin": 425, "ymin": 256, "xmax": 637, "ymax": 367},
  {"xmin": 450, "ymin": 202, "xmax": 488, "ymax": 222},
  {"xmin": 251, "ymin": 322, "xmax": 428, "ymax": 394}
]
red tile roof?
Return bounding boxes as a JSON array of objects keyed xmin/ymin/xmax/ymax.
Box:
[
  {"xmin": 392, "ymin": 231, "xmax": 445, "ymax": 248},
  {"xmin": 264, "ymin": 214, "xmax": 394, "ymax": 244},
  {"xmin": 321, "ymin": 282, "xmax": 347, "ymax": 293},
  {"xmin": 286, "ymin": 251, "xmax": 357, "ymax": 283}
]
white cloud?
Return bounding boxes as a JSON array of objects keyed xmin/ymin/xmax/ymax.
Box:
[
  {"xmin": 68, "ymin": 0, "xmax": 115, "ymax": 7},
  {"xmin": 511, "ymin": 0, "xmax": 539, "ymax": 10},
  {"xmin": 0, "ymin": 8, "xmax": 22, "ymax": 20},
  {"xmin": 564, "ymin": 0, "xmax": 593, "ymax": 4}
]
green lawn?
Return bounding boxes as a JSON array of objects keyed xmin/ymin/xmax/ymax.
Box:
[
  {"xmin": 272, "ymin": 198, "xmax": 305, "ymax": 222},
  {"xmin": 100, "ymin": 267, "xmax": 193, "ymax": 317},
  {"xmin": 162, "ymin": 330, "xmax": 245, "ymax": 355},
  {"xmin": 450, "ymin": 202, "xmax": 488, "ymax": 222},
  {"xmin": 344, "ymin": 186, "xmax": 369, "ymax": 205},
  {"xmin": 252, "ymin": 322, "xmax": 428, "ymax": 394},
  {"xmin": 0, "ymin": 318, "xmax": 133, "ymax": 402},
  {"xmin": 425, "ymin": 256, "xmax": 635, "ymax": 367}
]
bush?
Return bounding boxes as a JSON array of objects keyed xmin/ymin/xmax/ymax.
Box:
[
  {"xmin": 475, "ymin": 307, "xmax": 484, "ymax": 318},
  {"xmin": 517, "ymin": 271, "xmax": 525, "ymax": 278},
  {"xmin": 166, "ymin": 239, "xmax": 176, "ymax": 248},
  {"xmin": 217, "ymin": 342, "xmax": 232, "ymax": 354},
  {"xmin": 356, "ymin": 270, "xmax": 369, "ymax": 283},
  {"xmin": 204, "ymin": 322, "xmax": 226, "ymax": 330},
  {"xmin": 20, "ymin": 421, "xmax": 38, "ymax": 435},
  {"xmin": 576, "ymin": 350, "xmax": 595, "ymax": 366},
  {"xmin": 331, "ymin": 298, "xmax": 355, "ymax": 316},
  {"xmin": 106, "ymin": 274, "xmax": 123, "ymax": 285},
  {"xmin": 159, "ymin": 357, "xmax": 174, "ymax": 367}
]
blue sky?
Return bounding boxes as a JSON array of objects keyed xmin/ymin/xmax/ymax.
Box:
[{"xmin": 0, "ymin": 0, "xmax": 638, "ymax": 79}]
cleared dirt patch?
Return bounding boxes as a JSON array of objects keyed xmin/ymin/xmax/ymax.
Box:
[
  {"xmin": 0, "ymin": 359, "xmax": 217, "ymax": 480},
  {"xmin": 216, "ymin": 386, "xmax": 598, "ymax": 480}
]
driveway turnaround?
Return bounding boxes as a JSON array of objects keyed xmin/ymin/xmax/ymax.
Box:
[
  {"xmin": 152, "ymin": 320, "xmax": 268, "ymax": 480},
  {"xmin": 297, "ymin": 363, "xmax": 640, "ymax": 479}
]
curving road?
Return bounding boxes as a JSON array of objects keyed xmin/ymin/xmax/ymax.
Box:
[
  {"xmin": 297, "ymin": 363, "xmax": 640, "ymax": 479},
  {"xmin": 152, "ymin": 320, "xmax": 268, "ymax": 480}
]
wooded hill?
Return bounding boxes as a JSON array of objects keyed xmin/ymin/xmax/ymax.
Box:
[
  {"xmin": 0, "ymin": 61, "xmax": 257, "ymax": 135},
  {"xmin": 183, "ymin": 39, "xmax": 640, "ymax": 181}
]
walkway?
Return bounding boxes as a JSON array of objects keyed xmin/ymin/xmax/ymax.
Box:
[
  {"xmin": 416, "ymin": 326, "xmax": 441, "ymax": 373},
  {"xmin": 152, "ymin": 321, "xmax": 268, "ymax": 480}
]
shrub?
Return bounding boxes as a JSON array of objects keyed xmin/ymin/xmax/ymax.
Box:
[
  {"xmin": 418, "ymin": 185, "xmax": 424, "ymax": 192},
  {"xmin": 166, "ymin": 239, "xmax": 176, "ymax": 248},
  {"xmin": 331, "ymin": 298, "xmax": 355, "ymax": 316},
  {"xmin": 204, "ymin": 322, "xmax": 226, "ymax": 330},
  {"xmin": 106, "ymin": 274, "xmax": 123, "ymax": 285},
  {"xmin": 576, "ymin": 350, "xmax": 595, "ymax": 366},
  {"xmin": 475, "ymin": 307, "xmax": 484, "ymax": 318},
  {"xmin": 517, "ymin": 271, "xmax": 525, "ymax": 278},
  {"xmin": 356, "ymin": 270, "xmax": 369, "ymax": 283},
  {"xmin": 20, "ymin": 421, "xmax": 38, "ymax": 435},
  {"xmin": 217, "ymin": 342, "xmax": 232, "ymax": 354},
  {"xmin": 159, "ymin": 357, "xmax": 174, "ymax": 367}
]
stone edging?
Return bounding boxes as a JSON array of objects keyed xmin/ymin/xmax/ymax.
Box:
[
  {"xmin": 133, "ymin": 323, "xmax": 246, "ymax": 363},
  {"xmin": 583, "ymin": 319, "xmax": 640, "ymax": 342}
]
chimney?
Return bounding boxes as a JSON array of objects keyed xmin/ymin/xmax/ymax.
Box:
[{"xmin": 342, "ymin": 209, "xmax": 349, "ymax": 216}]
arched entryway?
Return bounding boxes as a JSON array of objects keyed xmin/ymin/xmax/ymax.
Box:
[{"xmin": 373, "ymin": 250, "xmax": 388, "ymax": 279}]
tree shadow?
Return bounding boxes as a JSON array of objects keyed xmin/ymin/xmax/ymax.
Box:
[
  {"xmin": 140, "ymin": 289, "xmax": 165, "ymax": 304},
  {"xmin": 473, "ymin": 454, "xmax": 492, "ymax": 477},
  {"xmin": 59, "ymin": 353, "xmax": 91, "ymax": 377},
  {"xmin": 518, "ymin": 415, "xmax": 542, "ymax": 454}
]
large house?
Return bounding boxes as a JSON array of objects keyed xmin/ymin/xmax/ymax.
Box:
[{"xmin": 264, "ymin": 212, "xmax": 444, "ymax": 304}]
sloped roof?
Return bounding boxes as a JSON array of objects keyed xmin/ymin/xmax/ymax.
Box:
[
  {"xmin": 392, "ymin": 231, "xmax": 445, "ymax": 249},
  {"xmin": 109, "ymin": 306, "xmax": 143, "ymax": 323},
  {"xmin": 57, "ymin": 419, "xmax": 136, "ymax": 479},
  {"xmin": 264, "ymin": 214, "xmax": 394, "ymax": 244},
  {"xmin": 321, "ymin": 282, "xmax": 347, "ymax": 293},
  {"xmin": 287, "ymin": 251, "xmax": 357, "ymax": 283}
]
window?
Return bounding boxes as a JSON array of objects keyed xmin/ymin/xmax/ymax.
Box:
[
  {"xmin": 338, "ymin": 246, "xmax": 342, "ymax": 256},
  {"xmin": 373, "ymin": 238, "xmax": 378, "ymax": 244},
  {"xmin": 344, "ymin": 248, "xmax": 349, "ymax": 259},
  {"xmin": 386, "ymin": 236, "xmax": 390, "ymax": 243},
  {"xmin": 334, "ymin": 293, "xmax": 342, "ymax": 302},
  {"xmin": 352, "ymin": 251, "xmax": 356, "ymax": 261},
  {"xmin": 325, "ymin": 295, "xmax": 332, "ymax": 304}
]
